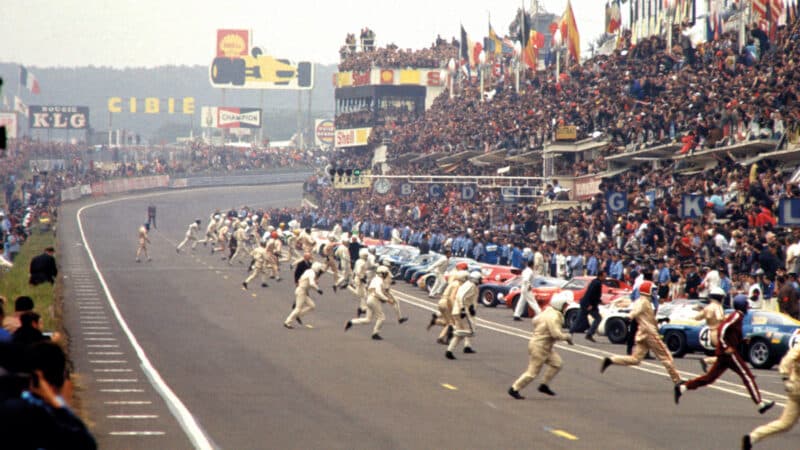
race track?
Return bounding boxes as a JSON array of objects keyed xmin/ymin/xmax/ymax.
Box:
[{"xmin": 58, "ymin": 184, "xmax": 795, "ymax": 450}]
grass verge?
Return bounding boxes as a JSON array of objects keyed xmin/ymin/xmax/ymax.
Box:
[{"xmin": 0, "ymin": 229, "xmax": 58, "ymax": 331}]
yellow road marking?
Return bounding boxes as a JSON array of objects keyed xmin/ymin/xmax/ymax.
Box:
[
  {"xmin": 223, "ymin": 275, "xmax": 228, "ymax": 280},
  {"xmin": 305, "ymin": 324, "xmax": 314, "ymax": 329},
  {"xmin": 549, "ymin": 429, "xmax": 578, "ymax": 441},
  {"xmin": 251, "ymin": 293, "xmax": 257, "ymax": 298},
  {"xmin": 441, "ymin": 383, "xmax": 458, "ymax": 391}
]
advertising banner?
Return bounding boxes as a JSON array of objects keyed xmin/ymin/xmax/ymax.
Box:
[
  {"xmin": 210, "ymin": 29, "xmax": 313, "ymax": 90},
  {"xmin": 334, "ymin": 127, "xmax": 372, "ymax": 148},
  {"xmin": 201, "ymin": 107, "xmax": 262, "ymax": 128},
  {"xmin": 334, "ymin": 68, "xmax": 446, "ymax": 88},
  {"xmin": 29, "ymin": 105, "xmax": 89, "ymax": 129},
  {"xmin": 314, "ymin": 119, "xmax": 335, "ymax": 146},
  {"xmin": 0, "ymin": 113, "xmax": 17, "ymax": 139}
]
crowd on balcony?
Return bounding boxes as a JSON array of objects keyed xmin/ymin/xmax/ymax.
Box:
[
  {"xmin": 339, "ymin": 30, "xmax": 458, "ymax": 72},
  {"xmin": 364, "ymin": 21, "xmax": 800, "ymax": 179}
]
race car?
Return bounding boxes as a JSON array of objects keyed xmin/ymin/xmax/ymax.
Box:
[
  {"xmin": 659, "ymin": 308, "xmax": 800, "ymax": 369},
  {"xmin": 395, "ymin": 252, "xmax": 442, "ymax": 281},
  {"xmin": 500, "ymin": 277, "xmax": 571, "ymax": 316},
  {"xmin": 566, "ymin": 295, "xmax": 687, "ymax": 342},
  {"xmin": 376, "ymin": 244, "xmax": 420, "ymax": 270},
  {"xmin": 505, "ymin": 276, "xmax": 631, "ymax": 318},
  {"xmin": 211, "ymin": 48, "xmax": 313, "ymax": 88},
  {"xmin": 416, "ymin": 257, "xmax": 482, "ymax": 293}
]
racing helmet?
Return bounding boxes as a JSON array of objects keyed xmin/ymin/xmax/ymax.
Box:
[
  {"xmin": 468, "ymin": 271, "xmax": 482, "ymax": 284},
  {"xmin": 195, "ymin": 219, "xmax": 201, "ymax": 225},
  {"xmin": 267, "ymin": 225, "xmax": 275, "ymax": 232},
  {"xmin": 708, "ymin": 287, "xmax": 725, "ymax": 302},
  {"xmin": 638, "ymin": 280, "xmax": 653, "ymax": 297},
  {"xmin": 549, "ymin": 291, "xmax": 571, "ymax": 312},
  {"xmin": 213, "ymin": 213, "xmax": 221, "ymax": 220},
  {"xmin": 455, "ymin": 262, "xmax": 469, "ymax": 270},
  {"xmin": 733, "ymin": 293, "xmax": 748, "ymax": 312},
  {"xmin": 359, "ymin": 248, "xmax": 369, "ymax": 259},
  {"xmin": 311, "ymin": 262, "xmax": 324, "ymax": 273},
  {"xmin": 270, "ymin": 231, "xmax": 279, "ymax": 239},
  {"xmin": 293, "ymin": 229, "xmax": 301, "ymax": 236},
  {"xmin": 279, "ymin": 222, "xmax": 286, "ymax": 230},
  {"xmin": 454, "ymin": 270, "xmax": 469, "ymax": 282}
]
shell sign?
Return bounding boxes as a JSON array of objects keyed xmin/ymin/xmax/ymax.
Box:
[
  {"xmin": 380, "ymin": 70, "xmax": 394, "ymax": 84},
  {"xmin": 217, "ymin": 29, "xmax": 249, "ymax": 57}
]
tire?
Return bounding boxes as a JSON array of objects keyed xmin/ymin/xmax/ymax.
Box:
[
  {"xmin": 480, "ymin": 289, "xmax": 497, "ymax": 307},
  {"xmin": 277, "ymin": 58, "xmax": 290, "ymax": 65},
  {"xmin": 211, "ymin": 57, "xmax": 230, "ymax": 84},
  {"xmin": 605, "ymin": 318, "xmax": 628, "ymax": 344},
  {"xmin": 230, "ymin": 58, "xmax": 246, "ymax": 86},
  {"xmin": 564, "ymin": 309, "xmax": 578, "ymax": 330},
  {"xmin": 748, "ymin": 339, "xmax": 774, "ymax": 369},
  {"xmin": 663, "ymin": 330, "xmax": 688, "ymax": 358},
  {"xmin": 251, "ymin": 47, "xmax": 263, "ymax": 58},
  {"xmin": 297, "ymin": 62, "xmax": 313, "ymax": 88}
]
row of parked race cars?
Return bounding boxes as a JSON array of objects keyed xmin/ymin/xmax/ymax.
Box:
[{"xmin": 371, "ymin": 243, "xmax": 800, "ymax": 371}]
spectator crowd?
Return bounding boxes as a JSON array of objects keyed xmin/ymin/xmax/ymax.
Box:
[{"xmin": 304, "ymin": 17, "xmax": 800, "ymax": 318}]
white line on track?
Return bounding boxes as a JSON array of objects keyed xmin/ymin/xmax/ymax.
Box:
[
  {"xmin": 109, "ymin": 431, "xmax": 165, "ymax": 436},
  {"xmin": 108, "ymin": 414, "xmax": 159, "ymax": 419},
  {"xmin": 105, "ymin": 401, "xmax": 152, "ymax": 405},
  {"xmin": 95, "ymin": 369, "xmax": 134, "ymax": 373},
  {"xmin": 75, "ymin": 189, "xmax": 285, "ymax": 450},
  {"xmin": 101, "ymin": 389, "xmax": 145, "ymax": 393}
]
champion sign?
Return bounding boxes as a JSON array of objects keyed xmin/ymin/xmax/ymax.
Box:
[
  {"xmin": 218, "ymin": 107, "xmax": 261, "ymax": 129},
  {"xmin": 29, "ymin": 105, "xmax": 89, "ymax": 129}
]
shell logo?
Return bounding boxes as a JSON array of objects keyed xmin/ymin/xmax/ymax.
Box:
[
  {"xmin": 219, "ymin": 33, "xmax": 247, "ymax": 57},
  {"xmin": 380, "ymin": 70, "xmax": 394, "ymax": 84}
]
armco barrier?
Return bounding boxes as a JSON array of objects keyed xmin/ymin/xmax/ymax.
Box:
[
  {"xmin": 60, "ymin": 170, "xmax": 313, "ymax": 203},
  {"xmin": 182, "ymin": 171, "xmax": 312, "ymax": 188}
]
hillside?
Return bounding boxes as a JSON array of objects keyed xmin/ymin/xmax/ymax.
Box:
[{"xmin": 0, "ymin": 62, "xmax": 336, "ymax": 141}]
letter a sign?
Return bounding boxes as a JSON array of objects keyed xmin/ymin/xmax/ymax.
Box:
[
  {"xmin": 680, "ymin": 194, "xmax": 704, "ymax": 218},
  {"xmin": 778, "ymin": 198, "xmax": 800, "ymax": 227},
  {"xmin": 606, "ymin": 191, "xmax": 627, "ymax": 214}
]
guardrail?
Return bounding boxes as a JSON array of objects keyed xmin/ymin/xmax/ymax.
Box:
[{"xmin": 60, "ymin": 169, "xmax": 315, "ymax": 203}]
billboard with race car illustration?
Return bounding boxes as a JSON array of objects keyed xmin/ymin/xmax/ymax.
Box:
[{"xmin": 210, "ymin": 29, "xmax": 314, "ymax": 90}]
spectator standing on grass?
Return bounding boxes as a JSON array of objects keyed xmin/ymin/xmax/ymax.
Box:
[
  {"xmin": 29, "ymin": 247, "xmax": 57, "ymax": 286},
  {"xmin": 0, "ymin": 247, "xmax": 13, "ymax": 269}
]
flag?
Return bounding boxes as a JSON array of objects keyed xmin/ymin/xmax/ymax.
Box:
[
  {"xmin": 460, "ymin": 25, "xmax": 470, "ymax": 64},
  {"xmin": 607, "ymin": 1, "xmax": 622, "ymax": 34},
  {"xmin": 486, "ymin": 23, "xmax": 503, "ymax": 57},
  {"xmin": 19, "ymin": 66, "xmax": 40, "ymax": 94},
  {"xmin": 522, "ymin": 30, "xmax": 545, "ymax": 69},
  {"xmin": 14, "ymin": 96, "xmax": 28, "ymax": 116},
  {"xmin": 560, "ymin": 0, "xmax": 581, "ymax": 62}
]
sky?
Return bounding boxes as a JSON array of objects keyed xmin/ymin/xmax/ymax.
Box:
[{"xmin": 0, "ymin": 0, "xmax": 629, "ymax": 69}]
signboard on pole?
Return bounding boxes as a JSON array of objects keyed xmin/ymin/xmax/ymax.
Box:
[
  {"xmin": 314, "ymin": 119, "xmax": 335, "ymax": 146},
  {"xmin": 201, "ymin": 107, "xmax": 261, "ymax": 129},
  {"xmin": 210, "ymin": 29, "xmax": 314, "ymax": 90},
  {"xmin": 28, "ymin": 105, "xmax": 89, "ymax": 129}
]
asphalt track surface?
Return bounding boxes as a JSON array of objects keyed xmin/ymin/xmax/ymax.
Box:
[{"xmin": 58, "ymin": 184, "xmax": 796, "ymax": 450}]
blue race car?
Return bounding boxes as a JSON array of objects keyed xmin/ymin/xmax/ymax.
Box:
[{"xmin": 660, "ymin": 309, "xmax": 800, "ymax": 369}]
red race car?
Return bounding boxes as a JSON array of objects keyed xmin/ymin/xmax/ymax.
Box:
[{"xmin": 506, "ymin": 276, "xmax": 632, "ymax": 317}]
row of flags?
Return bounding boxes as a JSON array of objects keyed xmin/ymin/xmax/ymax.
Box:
[
  {"xmin": 459, "ymin": 0, "xmax": 582, "ymax": 72},
  {"xmin": 753, "ymin": 0, "xmax": 798, "ymax": 40}
]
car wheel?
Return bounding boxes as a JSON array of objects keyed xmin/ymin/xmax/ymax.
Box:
[
  {"xmin": 605, "ymin": 318, "xmax": 628, "ymax": 344},
  {"xmin": 480, "ymin": 289, "xmax": 497, "ymax": 307},
  {"xmin": 564, "ymin": 309, "xmax": 578, "ymax": 329},
  {"xmin": 211, "ymin": 57, "xmax": 230, "ymax": 84},
  {"xmin": 663, "ymin": 330, "xmax": 688, "ymax": 358},
  {"xmin": 230, "ymin": 58, "xmax": 246, "ymax": 86},
  {"xmin": 748, "ymin": 339, "xmax": 774, "ymax": 369}
]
